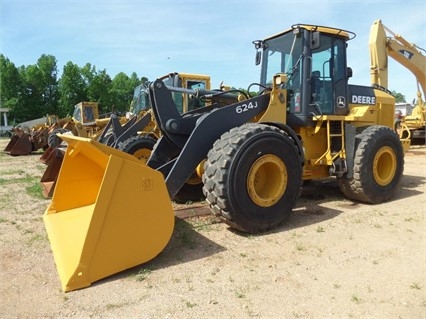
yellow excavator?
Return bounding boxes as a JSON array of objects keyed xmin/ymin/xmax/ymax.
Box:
[
  {"xmin": 44, "ymin": 22, "xmax": 410, "ymax": 291},
  {"xmin": 369, "ymin": 19, "xmax": 426, "ymax": 144}
]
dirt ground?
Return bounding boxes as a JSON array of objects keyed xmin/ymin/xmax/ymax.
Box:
[{"xmin": 0, "ymin": 137, "xmax": 425, "ymax": 319}]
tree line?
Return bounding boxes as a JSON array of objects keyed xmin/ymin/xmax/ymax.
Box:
[
  {"xmin": 1, "ymin": 53, "xmax": 407, "ymax": 126},
  {"xmin": 0, "ymin": 54, "xmax": 147, "ymax": 124}
]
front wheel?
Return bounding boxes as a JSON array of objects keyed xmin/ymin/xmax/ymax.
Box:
[
  {"xmin": 338, "ymin": 125, "xmax": 404, "ymax": 203},
  {"xmin": 48, "ymin": 128, "xmax": 70, "ymax": 148},
  {"xmin": 203, "ymin": 123, "xmax": 302, "ymax": 233}
]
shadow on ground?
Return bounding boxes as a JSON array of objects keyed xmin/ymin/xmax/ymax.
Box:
[{"xmin": 93, "ymin": 171, "xmax": 425, "ymax": 288}]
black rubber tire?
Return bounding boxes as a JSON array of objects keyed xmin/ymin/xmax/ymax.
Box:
[
  {"xmin": 202, "ymin": 123, "xmax": 302, "ymax": 233},
  {"xmin": 173, "ymin": 181, "xmax": 204, "ymax": 204},
  {"xmin": 47, "ymin": 128, "xmax": 70, "ymax": 148},
  {"xmin": 338, "ymin": 125, "xmax": 404, "ymax": 204},
  {"xmin": 118, "ymin": 135, "xmax": 157, "ymax": 163}
]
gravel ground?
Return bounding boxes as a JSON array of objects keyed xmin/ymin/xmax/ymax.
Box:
[{"xmin": 0, "ymin": 138, "xmax": 425, "ymax": 318}]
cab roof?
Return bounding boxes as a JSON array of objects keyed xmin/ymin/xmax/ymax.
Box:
[{"xmin": 264, "ymin": 23, "xmax": 356, "ymax": 41}]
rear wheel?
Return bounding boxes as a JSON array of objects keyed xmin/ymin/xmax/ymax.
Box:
[
  {"xmin": 119, "ymin": 135, "xmax": 157, "ymax": 164},
  {"xmin": 338, "ymin": 125, "xmax": 404, "ymax": 203},
  {"xmin": 203, "ymin": 123, "xmax": 302, "ymax": 233}
]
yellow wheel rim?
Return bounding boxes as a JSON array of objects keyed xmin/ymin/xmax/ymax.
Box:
[
  {"xmin": 247, "ymin": 154, "xmax": 287, "ymax": 207},
  {"xmin": 186, "ymin": 171, "xmax": 202, "ymax": 185},
  {"xmin": 133, "ymin": 148, "xmax": 151, "ymax": 163},
  {"xmin": 373, "ymin": 146, "xmax": 397, "ymax": 186}
]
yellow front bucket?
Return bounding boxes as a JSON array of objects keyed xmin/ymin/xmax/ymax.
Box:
[{"xmin": 44, "ymin": 135, "xmax": 174, "ymax": 292}]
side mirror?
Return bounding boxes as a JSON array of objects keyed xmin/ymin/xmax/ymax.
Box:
[{"xmin": 255, "ymin": 51, "xmax": 261, "ymax": 66}]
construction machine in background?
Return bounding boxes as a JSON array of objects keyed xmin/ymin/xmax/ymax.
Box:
[
  {"xmin": 110, "ymin": 72, "xmax": 218, "ymax": 160},
  {"xmin": 40, "ymin": 73, "xmax": 235, "ymax": 199},
  {"xmin": 369, "ymin": 19, "xmax": 426, "ymax": 144},
  {"xmin": 39, "ymin": 102, "xmax": 111, "ymax": 197},
  {"xmin": 44, "ymin": 22, "xmax": 410, "ymax": 292},
  {"xmin": 45, "ymin": 101, "xmax": 110, "ymax": 148},
  {"xmin": 3, "ymin": 115, "xmax": 59, "ymax": 156}
]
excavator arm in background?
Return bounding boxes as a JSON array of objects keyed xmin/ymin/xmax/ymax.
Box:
[
  {"xmin": 369, "ymin": 19, "xmax": 426, "ymax": 143},
  {"xmin": 369, "ymin": 19, "xmax": 426, "ymax": 96}
]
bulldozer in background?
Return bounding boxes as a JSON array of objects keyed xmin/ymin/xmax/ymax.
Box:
[{"xmin": 44, "ymin": 21, "xmax": 410, "ymax": 292}]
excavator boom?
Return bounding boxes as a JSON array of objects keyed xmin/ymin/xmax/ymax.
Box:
[{"xmin": 369, "ymin": 19, "xmax": 426, "ymax": 143}]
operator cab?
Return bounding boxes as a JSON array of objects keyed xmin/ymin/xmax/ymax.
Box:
[
  {"xmin": 130, "ymin": 84, "xmax": 151, "ymax": 115},
  {"xmin": 255, "ymin": 24, "xmax": 355, "ymax": 127}
]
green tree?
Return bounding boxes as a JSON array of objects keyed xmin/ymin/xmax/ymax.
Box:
[
  {"xmin": 109, "ymin": 72, "xmax": 140, "ymax": 113},
  {"xmin": 16, "ymin": 54, "xmax": 59, "ymax": 121},
  {"xmin": 36, "ymin": 54, "xmax": 59, "ymax": 115},
  {"xmin": 390, "ymin": 90, "xmax": 406, "ymax": 103},
  {"xmin": 88, "ymin": 69, "xmax": 113, "ymax": 114},
  {"xmin": 58, "ymin": 61, "xmax": 87, "ymax": 117},
  {"xmin": 0, "ymin": 55, "xmax": 22, "ymax": 124}
]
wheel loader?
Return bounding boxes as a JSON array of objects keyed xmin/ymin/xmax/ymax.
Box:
[{"xmin": 44, "ymin": 22, "xmax": 410, "ymax": 292}]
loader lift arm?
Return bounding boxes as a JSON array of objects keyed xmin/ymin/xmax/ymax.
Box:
[{"xmin": 147, "ymin": 78, "xmax": 270, "ymax": 198}]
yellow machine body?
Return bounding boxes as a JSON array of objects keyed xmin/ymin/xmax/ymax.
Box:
[{"xmin": 44, "ymin": 135, "xmax": 174, "ymax": 292}]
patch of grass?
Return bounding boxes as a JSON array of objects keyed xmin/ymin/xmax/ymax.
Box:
[
  {"xmin": 105, "ymin": 302, "xmax": 130, "ymax": 310},
  {"xmin": 410, "ymin": 282, "xmax": 421, "ymax": 290},
  {"xmin": 235, "ymin": 290, "xmax": 246, "ymax": 299},
  {"xmin": 179, "ymin": 230, "xmax": 196, "ymax": 249},
  {"xmin": 175, "ymin": 219, "xmax": 197, "ymax": 249},
  {"xmin": 190, "ymin": 216, "xmax": 220, "ymax": 232},
  {"xmin": 291, "ymin": 232, "xmax": 301, "ymax": 239},
  {"xmin": 316, "ymin": 226, "xmax": 325, "ymax": 233},
  {"xmin": 25, "ymin": 180, "xmax": 45, "ymax": 199},
  {"xmin": 1, "ymin": 169, "xmax": 26, "ymax": 176},
  {"xmin": 185, "ymin": 300, "xmax": 197, "ymax": 308},
  {"xmin": 351, "ymin": 294, "xmax": 362, "ymax": 304},
  {"xmin": 135, "ymin": 268, "xmax": 152, "ymax": 282},
  {"xmin": 0, "ymin": 217, "xmax": 9, "ymax": 223},
  {"xmin": 295, "ymin": 243, "xmax": 306, "ymax": 251},
  {"xmin": 211, "ymin": 267, "xmax": 220, "ymax": 275},
  {"xmin": 26, "ymin": 233, "xmax": 46, "ymax": 246}
]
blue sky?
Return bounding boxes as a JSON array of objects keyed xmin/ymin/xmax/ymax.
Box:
[{"xmin": 1, "ymin": 0, "xmax": 425, "ymax": 102}]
